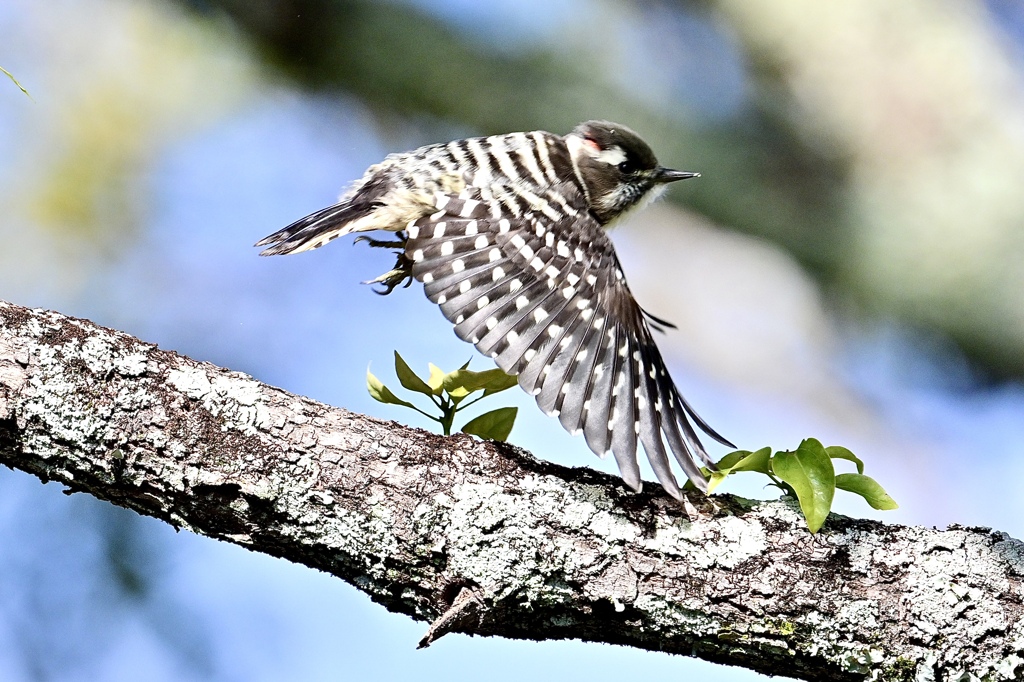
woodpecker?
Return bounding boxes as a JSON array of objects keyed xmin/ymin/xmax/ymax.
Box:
[{"xmin": 256, "ymin": 120, "xmax": 733, "ymax": 499}]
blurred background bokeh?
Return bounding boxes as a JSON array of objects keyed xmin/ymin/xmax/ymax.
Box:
[{"xmin": 2, "ymin": 0, "xmax": 1024, "ymax": 679}]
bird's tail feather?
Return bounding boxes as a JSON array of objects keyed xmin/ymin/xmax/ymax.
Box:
[{"xmin": 255, "ymin": 201, "xmax": 377, "ymax": 256}]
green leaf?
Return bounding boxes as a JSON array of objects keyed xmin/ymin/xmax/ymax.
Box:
[
  {"xmin": 826, "ymin": 445, "xmax": 864, "ymax": 475},
  {"xmin": 706, "ymin": 472, "xmax": 729, "ymax": 494},
  {"xmin": 836, "ymin": 473, "xmax": 899, "ymax": 510},
  {"xmin": 394, "ymin": 351, "xmax": 435, "ymax": 396},
  {"xmin": 367, "ymin": 368, "xmax": 415, "ymax": 409},
  {"xmin": 707, "ymin": 447, "xmax": 772, "ymax": 493},
  {"xmin": 730, "ymin": 447, "xmax": 772, "ymax": 474},
  {"xmin": 771, "ymin": 438, "xmax": 836, "ymax": 533},
  {"xmin": 427, "ymin": 363, "xmax": 446, "ymax": 395},
  {"xmin": 442, "ymin": 368, "xmax": 474, "ymax": 398},
  {"xmin": 442, "ymin": 368, "xmax": 517, "ymax": 399},
  {"xmin": 478, "ymin": 369, "xmax": 519, "ymax": 395},
  {"xmin": 714, "ymin": 449, "xmax": 754, "ymax": 472},
  {"xmin": 461, "ymin": 407, "xmax": 518, "ymax": 442}
]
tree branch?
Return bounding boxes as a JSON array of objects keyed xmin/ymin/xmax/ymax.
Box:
[{"xmin": 1, "ymin": 299, "xmax": 1022, "ymax": 681}]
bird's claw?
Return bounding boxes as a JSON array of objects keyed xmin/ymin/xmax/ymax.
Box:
[
  {"xmin": 363, "ymin": 251, "xmax": 414, "ymax": 295},
  {"xmin": 355, "ymin": 232, "xmax": 412, "ymax": 295},
  {"xmin": 354, "ymin": 232, "xmax": 407, "ymax": 250}
]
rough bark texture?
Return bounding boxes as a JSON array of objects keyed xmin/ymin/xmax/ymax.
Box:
[{"xmin": 1, "ymin": 299, "xmax": 1023, "ymax": 682}]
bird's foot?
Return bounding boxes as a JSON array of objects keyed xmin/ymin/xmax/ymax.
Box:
[
  {"xmin": 356, "ymin": 232, "xmax": 413, "ymax": 295},
  {"xmin": 363, "ymin": 252, "xmax": 414, "ymax": 295}
]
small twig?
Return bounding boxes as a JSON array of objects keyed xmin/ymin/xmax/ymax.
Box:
[{"xmin": 418, "ymin": 586, "xmax": 486, "ymax": 649}]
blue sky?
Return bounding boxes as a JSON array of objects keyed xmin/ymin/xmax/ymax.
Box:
[{"xmin": 2, "ymin": 1, "xmax": 1024, "ymax": 680}]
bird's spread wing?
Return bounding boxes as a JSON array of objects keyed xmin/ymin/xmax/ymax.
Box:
[{"xmin": 405, "ymin": 186, "xmax": 732, "ymax": 498}]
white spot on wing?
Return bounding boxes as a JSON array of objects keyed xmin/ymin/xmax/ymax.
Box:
[
  {"xmin": 452, "ymin": 259, "xmax": 465, "ymax": 273},
  {"xmin": 440, "ymin": 241, "xmax": 454, "ymax": 256}
]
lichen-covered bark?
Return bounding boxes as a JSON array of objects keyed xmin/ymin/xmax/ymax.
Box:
[{"xmin": 0, "ymin": 299, "xmax": 1022, "ymax": 681}]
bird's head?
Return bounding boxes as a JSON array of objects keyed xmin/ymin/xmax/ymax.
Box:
[{"xmin": 566, "ymin": 120, "xmax": 698, "ymax": 225}]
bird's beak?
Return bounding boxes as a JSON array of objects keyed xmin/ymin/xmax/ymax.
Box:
[{"xmin": 655, "ymin": 167, "xmax": 700, "ymax": 184}]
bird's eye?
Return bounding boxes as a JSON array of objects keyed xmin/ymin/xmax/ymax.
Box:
[{"xmin": 617, "ymin": 161, "xmax": 636, "ymax": 174}]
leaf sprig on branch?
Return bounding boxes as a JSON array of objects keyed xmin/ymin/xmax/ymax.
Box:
[
  {"xmin": 707, "ymin": 438, "xmax": 898, "ymax": 532},
  {"xmin": 367, "ymin": 351, "xmax": 519, "ymax": 441}
]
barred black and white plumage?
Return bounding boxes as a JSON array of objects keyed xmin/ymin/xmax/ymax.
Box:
[{"xmin": 256, "ymin": 121, "xmax": 734, "ymax": 499}]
